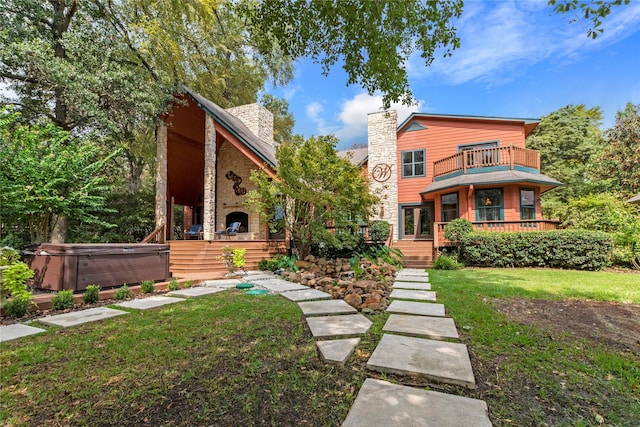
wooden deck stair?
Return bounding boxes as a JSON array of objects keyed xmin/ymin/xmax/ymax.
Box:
[
  {"xmin": 391, "ymin": 240, "xmax": 434, "ymax": 269},
  {"xmin": 169, "ymin": 240, "xmax": 287, "ymax": 278}
]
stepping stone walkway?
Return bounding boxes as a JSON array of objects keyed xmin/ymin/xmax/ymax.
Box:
[
  {"xmin": 114, "ymin": 296, "xmax": 184, "ymax": 310},
  {"xmin": 0, "ymin": 323, "xmax": 46, "ymax": 343},
  {"xmin": 167, "ymin": 286, "xmax": 227, "ymax": 298},
  {"xmin": 39, "ymin": 307, "xmax": 129, "ymax": 328},
  {"xmin": 298, "ymin": 300, "xmax": 357, "ymax": 316},
  {"xmin": 316, "ymin": 338, "xmax": 361, "ymax": 365},
  {"xmin": 279, "ymin": 288, "xmax": 332, "ymax": 302},
  {"xmin": 344, "ymin": 269, "xmax": 492, "ymax": 425}
]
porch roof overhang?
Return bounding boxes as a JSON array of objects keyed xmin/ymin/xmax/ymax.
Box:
[{"xmin": 419, "ymin": 170, "xmax": 562, "ymax": 196}]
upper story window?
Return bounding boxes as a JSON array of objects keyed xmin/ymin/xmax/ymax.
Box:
[
  {"xmin": 402, "ymin": 149, "xmax": 426, "ymax": 178},
  {"xmin": 476, "ymin": 188, "xmax": 503, "ymax": 221}
]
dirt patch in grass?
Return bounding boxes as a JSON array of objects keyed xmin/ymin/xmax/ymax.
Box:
[{"xmin": 491, "ymin": 298, "xmax": 640, "ymax": 356}]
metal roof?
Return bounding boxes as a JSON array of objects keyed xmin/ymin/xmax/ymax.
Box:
[
  {"xmin": 337, "ymin": 147, "xmax": 369, "ymax": 167},
  {"xmin": 420, "ymin": 170, "xmax": 562, "ymax": 195}
]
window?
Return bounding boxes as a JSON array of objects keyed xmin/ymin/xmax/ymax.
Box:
[
  {"xmin": 458, "ymin": 141, "xmax": 499, "ymax": 167},
  {"xmin": 403, "ymin": 208, "xmax": 415, "ymax": 235},
  {"xmin": 441, "ymin": 192, "xmax": 459, "ymax": 222},
  {"xmin": 520, "ymin": 189, "xmax": 536, "ymax": 220},
  {"xmin": 476, "ymin": 188, "xmax": 503, "ymax": 221},
  {"xmin": 402, "ymin": 149, "xmax": 426, "ymax": 178}
]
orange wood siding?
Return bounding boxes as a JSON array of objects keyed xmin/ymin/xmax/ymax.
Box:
[{"xmin": 397, "ymin": 118, "xmax": 526, "ymax": 204}]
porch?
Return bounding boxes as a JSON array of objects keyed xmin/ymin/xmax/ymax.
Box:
[
  {"xmin": 433, "ymin": 145, "xmax": 540, "ymax": 179},
  {"xmin": 434, "ymin": 219, "xmax": 561, "ymax": 248}
]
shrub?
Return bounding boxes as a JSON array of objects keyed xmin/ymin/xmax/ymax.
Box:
[
  {"xmin": 140, "ymin": 280, "xmax": 155, "ymax": 294},
  {"xmin": 312, "ymin": 231, "xmax": 365, "ymax": 259},
  {"xmin": 444, "ymin": 218, "xmax": 473, "ymax": 242},
  {"xmin": 52, "ymin": 290, "xmax": 75, "ymax": 310},
  {"xmin": 183, "ymin": 280, "xmax": 192, "ymax": 288},
  {"xmin": 167, "ymin": 279, "xmax": 179, "ymax": 291},
  {"xmin": 0, "ymin": 247, "xmax": 20, "ymax": 266},
  {"xmin": 83, "ymin": 284, "xmax": 101, "ymax": 304},
  {"xmin": 1, "ymin": 261, "xmax": 34, "ymax": 309},
  {"xmin": 461, "ymin": 230, "xmax": 612, "ymax": 270},
  {"xmin": 369, "ymin": 220, "xmax": 390, "ymax": 243},
  {"xmin": 113, "ymin": 284, "xmax": 132, "ymax": 300},
  {"xmin": 5, "ymin": 295, "xmax": 31, "ymax": 318},
  {"xmin": 434, "ymin": 255, "xmax": 463, "ymax": 270},
  {"xmin": 360, "ymin": 245, "xmax": 404, "ymax": 270}
]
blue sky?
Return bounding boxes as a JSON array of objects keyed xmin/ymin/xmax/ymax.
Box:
[{"xmin": 266, "ymin": 0, "xmax": 640, "ymax": 150}]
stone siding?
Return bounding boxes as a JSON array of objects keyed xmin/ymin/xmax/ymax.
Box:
[
  {"xmin": 367, "ymin": 111, "xmax": 399, "ymax": 241},
  {"xmin": 216, "ymin": 141, "xmax": 266, "ymax": 239},
  {"xmin": 226, "ymin": 104, "xmax": 274, "ymax": 145}
]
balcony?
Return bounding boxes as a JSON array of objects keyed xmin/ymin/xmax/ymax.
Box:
[{"xmin": 433, "ymin": 145, "xmax": 540, "ymax": 179}]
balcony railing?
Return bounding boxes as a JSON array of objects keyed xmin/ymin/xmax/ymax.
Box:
[
  {"xmin": 434, "ymin": 220, "xmax": 561, "ymax": 247},
  {"xmin": 433, "ymin": 145, "xmax": 540, "ymax": 178}
]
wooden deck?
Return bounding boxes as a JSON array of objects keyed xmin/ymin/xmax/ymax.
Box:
[
  {"xmin": 391, "ymin": 240, "xmax": 434, "ymax": 268},
  {"xmin": 169, "ymin": 239, "xmax": 287, "ymax": 279},
  {"xmin": 433, "ymin": 145, "xmax": 540, "ymax": 178}
]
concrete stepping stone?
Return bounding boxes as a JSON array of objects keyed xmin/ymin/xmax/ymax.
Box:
[
  {"xmin": 166, "ymin": 286, "xmax": 227, "ymax": 298},
  {"xmin": 399, "ymin": 269, "xmax": 428, "ymax": 276},
  {"xmin": 367, "ymin": 334, "xmax": 476, "ymax": 388},
  {"xmin": 342, "ymin": 378, "xmax": 491, "ymax": 427},
  {"xmin": 316, "ymin": 337, "xmax": 360, "ymax": 366},
  {"xmin": 280, "ymin": 288, "xmax": 332, "ymax": 302},
  {"xmin": 395, "ymin": 274, "xmax": 429, "ymax": 282},
  {"xmin": 243, "ymin": 274, "xmax": 275, "ymax": 281},
  {"xmin": 393, "ymin": 281, "xmax": 431, "ymax": 290},
  {"xmin": 255, "ymin": 279, "xmax": 308, "ymax": 293},
  {"xmin": 204, "ymin": 279, "xmax": 243, "ymax": 288},
  {"xmin": 383, "ymin": 314, "xmax": 459, "ymax": 340},
  {"xmin": 387, "ymin": 300, "xmax": 446, "ymax": 317},
  {"xmin": 306, "ymin": 314, "xmax": 372, "ymax": 339},
  {"xmin": 113, "ymin": 296, "xmax": 185, "ymax": 310},
  {"xmin": 390, "ymin": 289, "xmax": 437, "ymax": 301},
  {"xmin": 39, "ymin": 307, "xmax": 128, "ymax": 328},
  {"xmin": 0, "ymin": 323, "xmax": 47, "ymax": 342},
  {"xmin": 298, "ymin": 299, "xmax": 357, "ymax": 316}
]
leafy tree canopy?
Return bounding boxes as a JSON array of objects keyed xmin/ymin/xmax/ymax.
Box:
[
  {"xmin": 549, "ymin": 0, "xmax": 631, "ymax": 39},
  {"xmin": 247, "ymin": 134, "xmax": 379, "ymax": 258},
  {"xmin": 260, "ymin": 94, "xmax": 295, "ymax": 144}
]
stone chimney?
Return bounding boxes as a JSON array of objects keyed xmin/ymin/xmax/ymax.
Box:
[
  {"xmin": 367, "ymin": 110, "xmax": 398, "ymax": 241},
  {"xmin": 226, "ymin": 104, "xmax": 275, "ymax": 145}
]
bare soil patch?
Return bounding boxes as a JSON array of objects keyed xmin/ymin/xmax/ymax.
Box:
[{"xmin": 491, "ymin": 298, "xmax": 640, "ymax": 356}]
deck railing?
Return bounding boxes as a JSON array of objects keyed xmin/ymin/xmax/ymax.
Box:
[
  {"xmin": 433, "ymin": 145, "xmax": 540, "ymax": 178},
  {"xmin": 141, "ymin": 224, "xmax": 166, "ymax": 244},
  {"xmin": 434, "ymin": 220, "xmax": 561, "ymax": 247}
]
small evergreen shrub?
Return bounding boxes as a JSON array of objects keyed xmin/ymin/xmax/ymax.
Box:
[
  {"xmin": 113, "ymin": 284, "xmax": 132, "ymax": 300},
  {"xmin": 258, "ymin": 258, "xmax": 281, "ymax": 272},
  {"xmin": 5, "ymin": 295, "xmax": 31, "ymax": 318},
  {"xmin": 183, "ymin": 280, "xmax": 192, "ymax": 288},
  {"xmin": 140, "ymin": 280, "xmax": 155, "ymax": 294},
  {"xmin": 444, "ymin": 218, "xmax": 473, "ymax": 242},
  {"xmin": 52, "ymin": 290, "xmax": 75, "ymax": 310},
  {"xmin": 434, "ymin": 255, "xmax": 463, "ymax": 270},
  {"xmin": 369, "ymin": 220, "xmax": 391, "ymax": 243},
  {"xmin": 167, "ymin": 279, "xmax": 179, "ymax": 291},
  {"xmin": 461, "ymin": 230, "xmax": 612, "ymax": 270},
  {"xmin": 83, "ymin": 284, "xmax": 101, "ymax": 304}
]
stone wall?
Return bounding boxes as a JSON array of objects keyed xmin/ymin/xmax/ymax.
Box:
[
  {"xmin": 226, "ymin": 104, "xmax": 275, "ymax": 146},
  {"xmin": 367, "ymin": 111, "xmax": 399, "ymax": 241},
  {"xmin": 216, "ymin": 141, "xmax": 266, "ymax": 239}
]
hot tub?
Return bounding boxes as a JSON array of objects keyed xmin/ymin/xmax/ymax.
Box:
[{"xmin": 27, "ymin": 243, "xmax": 170, "ymax": 291}]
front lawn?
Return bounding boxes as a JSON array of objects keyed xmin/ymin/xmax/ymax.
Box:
[{"xmin": 430, "ymin": 268, "xmax": 640, "ymax": 426}]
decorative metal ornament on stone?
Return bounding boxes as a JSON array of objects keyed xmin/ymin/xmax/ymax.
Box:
[
  {"xmin": 225, "ymin": 171, "xmax": 247, "ymax": 195},
  {"xmin": 371, "ymin": 163, "xmax": 392, "ymax": 182}
]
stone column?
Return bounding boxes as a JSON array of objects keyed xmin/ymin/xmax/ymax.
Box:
[
  {"xmin": 155, "ymin": 124, "xmax": 168, "ymax": 238},
  {"xmin": 367, "ymin": 111, "xmax": 399, "ymax": 241},
  {"xmin": 202, "ymin": 115, "xmax": 217, "ymax": 240}
]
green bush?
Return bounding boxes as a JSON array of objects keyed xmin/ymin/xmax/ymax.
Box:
[
  {"xmin": 0, "ymin": 247, "xmax": 20, "ymax": 266},
  {"xmin": 52, "ymin": 290, "xmax": 75, "ymax": 310},
  {"xmin": 83, "ymin": 284, "xmax": 101, "ymax": 304},
  {"xmin": 434, "ymin": 255, "xmax": 463, "ymax": 270},
  {"xmin": 113, "ymin": 284, "xmax": 132, "ymax": 300},
  {"xmin": 444, "ymin": 218, "xmax": 473, "ymax": 242},
  {"xmin": 360, "ymin": 245, "xmax": 404, "ymax": 270},
  {"xmin": 369, "ymin": 220, "xmax": 391, "ymax": 243},
  {"xmin": 461, "ymin": 230, "xmax": 612, "ymax": 270},
  {"xmin": 5, "ymin": 295, "xmax": 31, "ymax": 318},
  {"xmin": 140, "ymin": 280, "xmax": 155, "ymax": 294},
  {"xmin": 258, "ymin": 258, "xmax": 279, "ymax": 272},
  {"xmin": 183, "ymin": 280, "xmax": 192, "ymax": 288},
  {"xmin": 1, "ymin": 261, "xmax": 34, "ymax": 309},
  {"xmin": 311, "ymin": 231, "xmax": 365, "ymax": 259},
  {"xmin": 167, "ymin": 279, "xmax": 179, "ymax": 291}
]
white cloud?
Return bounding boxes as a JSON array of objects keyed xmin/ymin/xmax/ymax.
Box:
[
  {"xmin": 410, "ymin": 0, "xmax": 640, "ymax": 86},
  {"xmin": 333, "ymin": 93, "xmax": 424, "ymax": 141},
  {"xmin": 305, "ymin": 101, "xmax": 337, "ymax": 135}
]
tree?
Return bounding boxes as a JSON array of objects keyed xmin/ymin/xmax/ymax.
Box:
[
  {"xmin": 526, "ymin": 104, "xmax": 603, "ymax": 218},
  {"xmin": 260, "ymin": 94, "xmax": 295, "ymax": 144},
  {"xmin": 0, "ymin": 108, "xmax": 117, "ymax": 245},
  {"xmin": 247, "ymin": 135, "xmax": 378, "ymax": 259},
  {"xmin": 549, "ymin": 0, "xmax": 631, "ymax": 39},
  {"xmin": 592, "ymin": 103, "xmax": 640, "ymax": 199}
]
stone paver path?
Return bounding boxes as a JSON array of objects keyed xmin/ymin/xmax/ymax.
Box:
[
  {"xmin": 389, "ymin": 289, "xmax": 437, "ymax": 301},
  {"xmin": 279, "ymin": 288, "xmax": 332, "ymax": 302},
  {"xmin": 306, "ymin": 314, "xmax": 372, "ymax": 339},
  {"xmin": 39, "ymin": 307, "xmax": 129, "ymax": 328},
  {"xmin": 0, "ymin": 323, "xmax": 46, "ymax": 342},
  {"xmin": 298, "ymin": 299, "xmax": 357, "ymax": 316},
  {"xmin": 114, "ymin": 296, "xmax": 185, "ymax": 310},
  {"xmin": 316, "ymin": 338, "xmax": 360, "ymax": 365},
  {"xmin": 392, "ymin": 281, "xmax": 432, "ymax": 290},
  {"xmin": 383, "ymin": 314, "xmax": 459, "ymax": 339},
  {"xmin": 342, "ymin": 378, "xmax": 491, "ymax": 427},
  {"xmin": 167, "ymin": 286, "xmax": 227, "ymax": 298},
  {"xmin": 386, "ymin": 300, "xmax": 445, "ymax": 317}
]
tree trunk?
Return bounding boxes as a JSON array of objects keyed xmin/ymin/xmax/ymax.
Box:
[{"xmin": 50, "ymin": 214, "xmax": 67, "ymax": 243}]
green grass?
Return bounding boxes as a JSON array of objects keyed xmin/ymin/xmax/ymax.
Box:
[
  {"xmin": 0, "ymin": 292, "xmax": 383, "ymax": 426},
  {"xmin": 430, "ymin": 268, "xmax": 640, "ymax": 426}
]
